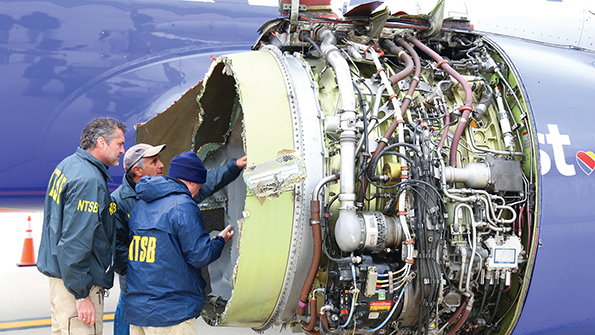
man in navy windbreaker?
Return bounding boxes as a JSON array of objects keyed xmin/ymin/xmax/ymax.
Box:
[
  {"xmin": 125, "ymin": 151, "xmax": 234, "ymax": 334},
  {"xmin": 111, "ymin": 143, "xmax": 245, "ymax": 335},
  {"xmin": 37, "ymin": 117, "xmax": 127, "ymax": 333}
]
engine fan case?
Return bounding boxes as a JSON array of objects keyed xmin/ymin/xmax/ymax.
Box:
[{"xmin": 195, "ymin": 46, "xmax": 325, "ymax": 329}]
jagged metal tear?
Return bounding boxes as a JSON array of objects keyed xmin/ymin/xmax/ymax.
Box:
[{"xmin": 243, "ymin": 149, "xmax": 307, "ymax": 205}]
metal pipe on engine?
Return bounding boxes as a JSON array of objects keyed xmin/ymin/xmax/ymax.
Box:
[
  {"xmin": 455, "ymin": 203, "xmax": 478, "ymax": 296},
  {"xmin": 457, "ymin": 245, "xmax": 468, "ymax": 293},
  {"xmin": 495, "ymin": 86, "xmax": 515, "ymax": 151},
  {"xmin": 466, "ymin": 126, "xmax": 525, "ymax": 158},
  {"xmin": 315, "ymin": 27, "xmax": 361, "ymax": 253},
  {"xmin": 439, "ymin": 160, "xmax": 516, "ymax": 228},
  {"xmin": 478, "ymin": 195, "xmax": 516, "ymax": 226},
  {"xmin": 443, "ymin": 162, "xmax": 491, "ymax": 189},
  {"xmin": 440, "ymin": 159, "xmax": 480, "ymax": 203}
]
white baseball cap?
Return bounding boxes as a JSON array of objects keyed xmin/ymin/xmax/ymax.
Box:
[{"xmin": 123, "ymin": 143, "xmax": 166, "ymax": 172}]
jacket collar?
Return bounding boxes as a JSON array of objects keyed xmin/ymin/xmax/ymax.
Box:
[
  {"xmin": 136, "ymin": 176, "xmax": 191, "ymax": 203},
  {"xmin": 75, "ymin": 147, "xmax": 113, "ymax": 181},
  {"xmin": 119, "ymin": 173, "xmax": 138, "ymax": 199}
]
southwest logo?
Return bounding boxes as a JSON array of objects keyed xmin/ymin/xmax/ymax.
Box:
[{"xmin": 576, "ymin": 151, "xmax": 595, "ymax": 175}]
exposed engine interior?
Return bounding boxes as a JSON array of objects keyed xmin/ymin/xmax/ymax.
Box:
[
  {"xmin": 253, "ymin": 15, "xmax": 537, "ymax": 335},
  {"xmin": 139, "ymin": 8, "xmax": 538, "ymax": 335}
]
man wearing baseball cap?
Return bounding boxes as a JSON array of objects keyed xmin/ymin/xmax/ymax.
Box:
[
  {"xmin": 112, "ymin": 146, "xmax": 246, "ymax": 335},
  {"xmin": 125, "ymin": 151, "xmax": 234, "ymax": 334},
  {"xmin": 111, "ymin": 143, "xmax": 166, "ymax": 335}
]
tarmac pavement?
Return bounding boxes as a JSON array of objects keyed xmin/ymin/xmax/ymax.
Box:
[{"xmin": 0, "ymin": 213, "xmax": 293, "ymax": 334}]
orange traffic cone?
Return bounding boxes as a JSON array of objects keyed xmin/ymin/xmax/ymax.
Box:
[{"xmin": 17, "ymin": 215, "xmax": 36, "ymax": 267}]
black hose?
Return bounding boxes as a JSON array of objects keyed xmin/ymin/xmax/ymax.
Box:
[
  {"xmin": 353, "ymin": 79, "xmax": 371, "ymax": 184},
  {"xmin": 489, "ymin": 277, "xmax": 505, "ymax": 324},
  {"xmin": 301, "ymin": 31, "xmax": 323, "ymax": 56},
  {"xmin": 365, "ymin": 141, "xmax": 420, "ymax": 189}
]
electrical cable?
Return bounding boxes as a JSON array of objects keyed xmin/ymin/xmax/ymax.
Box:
[{"xmin": 362, "ymin": 287, "xmax": 406, "ymax": 332}]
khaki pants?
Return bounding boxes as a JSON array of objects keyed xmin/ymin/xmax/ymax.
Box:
[
  {"xmin": 49, "ymin": 277, "xmax": 105, "ymax": 335},
  {"xmin": 130, "ymin": 318, "xmax": 197, "ymax": 335}
]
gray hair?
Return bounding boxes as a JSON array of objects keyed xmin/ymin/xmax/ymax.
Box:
[
  {"xmin": 80, "ymin": 117, "xmax": 127, "ymax": 150},
  {"xmin": 125, "ymin": 156, "xmax": 145, "ymax": 179}
]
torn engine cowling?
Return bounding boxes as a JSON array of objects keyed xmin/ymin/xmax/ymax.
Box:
[{"xmin": 147, "ymin": 13, "xmax": 538, "ymax": 335}]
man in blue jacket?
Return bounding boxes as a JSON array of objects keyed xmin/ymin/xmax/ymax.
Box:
[
  {"xmin": 111, "ymin": 143, "xmax": 166, "ymax": 335},
  {"xmin": 37, "ymin": 117, "xmax": 127, "ymax": 334},
  {"xmin": 111, "ymin": 144, "xmax": 246, "ymax": 335},
  {"xmin": 125, "ymin": 151, "xmax": 235, "ymax": 334}
]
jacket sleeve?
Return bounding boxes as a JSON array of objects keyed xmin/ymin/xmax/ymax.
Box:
[
  {"xmin": 195, "ymin": 158, "xmax": 242, "ymax": 203},
  {"xmin": 176, "ymin": 204, "xmax": 225, "ymax": 269},
  {"xmin": 111, "ymin": 194, "xmax": 129, "ymax": 277},
  {"xmin": 57, "ymin": 177, "xmax": 102, "ymax": 299}
]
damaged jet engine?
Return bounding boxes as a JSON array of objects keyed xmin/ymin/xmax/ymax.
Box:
[{"xmin": 137, "ymin": 5, "xmax": 538, "ymax": 335}]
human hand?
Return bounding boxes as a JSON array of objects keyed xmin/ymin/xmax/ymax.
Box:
[
  {"xmin": 235, "ymin": 156, "xmax": 247, "ymax": 168},
  {"xmin": 218, "ymin": 225, "xmax": 235, "ymax": 243},
  {"xmin": 76, "ymin": 296, "xmax": 96, "ymax": 326}
]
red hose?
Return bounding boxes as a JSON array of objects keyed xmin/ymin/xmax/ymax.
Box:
[
  {"xmin": 297, "ymin": 200, "xmax": 322, "ymax": 329},
  {"xmin": 446, "ymin": 297, "xmax": 467, "ymax": 325},
  {"xmin": 408, "ymin": 36, "xmax": 473, "ymax": 166},
  {"xmin": 437, "ymin": 105, "xmax": 450, "ymax": 151},
  {"xmin": 320, "ymin": 311, "xmax": 330, "ymax": 333},
  {"xmin": 396, "ymin": 37, "xmax": 422, "ymax": 117},
  {"xmin": 517, "ymin": 206, "xmax": 524, "ymax": 237},
  {"xmin": 448, "ymin": 299, "xmax": 474, "ymax": 335},
  {"xmin": 379, "ymin": 39, "xmax": 414, "ymax": 86},
  {"xmin": 302, "ymin": 298, "xmax": 318, "ymax": 332},
  {"xmin": 373, "ymin": 39, "xmax": 414, "ymax": 159},
  {"xmin": 359, "ymin": 39, "xmax": 418, "ymax": 203}
]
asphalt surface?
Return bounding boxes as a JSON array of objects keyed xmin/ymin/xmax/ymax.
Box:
[{"xmin": 0, "ymin": 212, "xmax": 293, "ymax": 334}]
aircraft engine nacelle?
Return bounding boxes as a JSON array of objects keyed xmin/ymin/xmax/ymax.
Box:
[{"xmin": 138, "ymin": 13, "xmax": 538, "ymax": 335}]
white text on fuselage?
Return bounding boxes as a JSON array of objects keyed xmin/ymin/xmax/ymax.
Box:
[{"xmin": 539, "ymin": 124, "xmax": 595, "ymax": 176}]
